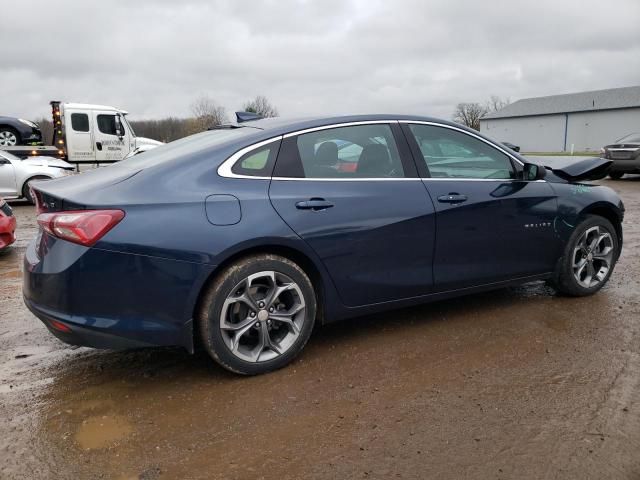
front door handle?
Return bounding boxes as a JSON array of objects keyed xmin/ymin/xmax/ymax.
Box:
[
  {"xmin": 295, "ymin": 198, "xmax": 334, "ymax": 211},
  {"xmin": 96, "ymin": 142, "xmax": 103, "ymax": 151},
  {"xmin": 437, "ymin": 193, "xmax": 468, "ymax": 204}
]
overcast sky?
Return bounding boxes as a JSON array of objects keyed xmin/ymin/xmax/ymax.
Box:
[{"xmin": 3, "ymin": 0, "xmax": 639, "ymax": 122}]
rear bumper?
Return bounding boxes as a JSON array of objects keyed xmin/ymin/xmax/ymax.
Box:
[
  {"xmin": 24, "ymin": 296, "xmax": 161, "ymax": 349},
  {"xmin": 23, "ymin": 234, "xmax": 215, "ymax": 352},
  {"xmin": 0, "ymin": 215, "xmax": 17, "ymax": 250}
]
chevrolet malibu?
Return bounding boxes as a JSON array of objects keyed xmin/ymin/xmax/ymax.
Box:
[{"xmin": 24, "ymin": 115, "xmax": 624, "ymax": 375}]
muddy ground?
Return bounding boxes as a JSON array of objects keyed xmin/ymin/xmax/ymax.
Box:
[{"xmin": 1, "ymin": 177, "xmax": 639, "ymax": 480}]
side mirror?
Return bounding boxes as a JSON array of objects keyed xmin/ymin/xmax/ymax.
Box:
[
  {"xmin": 523, "ymin": 163, "xmax": 546, "ymax": 181},
  {"xmin": 114, "ymin": 114, "xmax": 124, "ymax": 139}
]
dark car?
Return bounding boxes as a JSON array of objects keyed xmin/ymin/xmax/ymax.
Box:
[
  {"xmin": 600, "ymin": 133, "xmax": 640, "ymax": 179},
  {"xmin": 24, "ymin": 115, "xmax": 624, "ymax": 375},
  {"xmin": 0, "ymin": 116, "xmax": 43, "ymax": 147},
  {"xmin": 502, "ymin": 141, "xmax": 520, "ymax": 152}
]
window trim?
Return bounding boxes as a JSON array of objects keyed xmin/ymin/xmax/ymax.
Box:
[
  {"xmin": 218, "ymin": 137, "xmax": 282, "ymax": 179},
  {"xmin": 217, "ymin": 120, "xmax": 531, "ymax": 182},
  {"xmin": 400, "ymin": 120, "xmax": 525, "ymax": 182}
]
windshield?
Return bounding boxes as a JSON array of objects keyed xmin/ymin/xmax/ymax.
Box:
[{"xmin": 614, "ymin": 133, "xmax": 640, "ymax": 143}]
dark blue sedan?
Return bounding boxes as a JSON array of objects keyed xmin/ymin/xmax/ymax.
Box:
[{"xmin": 24, "ymin": 115, "xmax": 624, "ymax": 375}]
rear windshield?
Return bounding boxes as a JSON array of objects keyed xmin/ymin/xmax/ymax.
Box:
[
  {"xmin": 118, "ymin": 128, "xmax": 255, "ymax": 169},
  {"xmin": 614, "ymin": 133, "xmax": 640, "ymax": 143}
]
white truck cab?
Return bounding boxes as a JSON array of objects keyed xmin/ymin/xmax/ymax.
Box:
[{"xmin": 58, "ymin": 102, "xmax": 162, "ymax": 163}]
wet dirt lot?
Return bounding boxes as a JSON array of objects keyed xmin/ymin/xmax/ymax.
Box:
[{"xmin": 1, "ymin": 177, "xmax": 639, "ymax": 480}]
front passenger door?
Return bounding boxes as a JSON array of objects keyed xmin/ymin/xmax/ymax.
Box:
[
  {"xmin": 0, "ymin": 154, "xmax": 17, "ymax": 196},
  {"xmin": 93, "ymin": 113, "xmax": 131, "ymax": 161},
  {"xmin": 403, "ymin": 122, "xmax": 560, "ymax": 291}
]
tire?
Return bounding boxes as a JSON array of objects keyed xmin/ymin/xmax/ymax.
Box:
[
  {"xmin": 22, "ymin": 176, "xmax": 50, "ymax": 205},
  {"xmin": 0, "ymin": 127, "xmax": 20, "ymax": 147},
  {"xmin": 553, "ymin": 215, "xmax": 619, "ymax": 297},
  {"xmin": 198, "ymin": 254, "xmax": 317, "ymax": 375},
  {"xmin": 609, "ymin": 172, "xmax": 624, "ymax": 180}
]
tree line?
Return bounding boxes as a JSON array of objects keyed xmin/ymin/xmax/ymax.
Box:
[
  {"xmin": 33, "ymin": 95, "xmax": 278, "ymax": 144},
  {"xmin": 452, "ymin": 95, "xmax": 510, "ymax": 130}
]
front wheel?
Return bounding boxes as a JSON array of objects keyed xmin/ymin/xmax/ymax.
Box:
[
  {"xmin": 553, "ymin": 215, "xmax": 619, "ymax": 296},
  {"xmin": 609, "ymin": 172, "xmax": 624, "ymax": 180},
  {"xmin": 198, "ymin": 254, "xmax": 317, "ymax": 375}
]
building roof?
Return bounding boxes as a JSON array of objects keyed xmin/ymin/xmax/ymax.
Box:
[{"xmin": 482, "ymin": 85, "xmax": 640, "ymax": 120}]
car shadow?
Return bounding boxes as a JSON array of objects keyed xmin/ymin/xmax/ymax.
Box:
[{"xmin": 38, "ymin": 280, "xmax": 553, "ymax": 390}]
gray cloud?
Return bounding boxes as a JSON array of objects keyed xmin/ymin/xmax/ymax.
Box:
[{"xmin": 2, "ymin": 0, "xmax": 639, "ymax": 122}]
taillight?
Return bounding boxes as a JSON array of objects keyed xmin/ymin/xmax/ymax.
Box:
[{"xmin": 37, "ymin": 210, "xmax": 125, "ymax": 246}]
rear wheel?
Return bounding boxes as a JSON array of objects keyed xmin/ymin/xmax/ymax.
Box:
[
  {"xmin": 609, "ymin": 172, "xmax": 624, "ymax": 180},
  {"xmin": 0, "ymin": 128, "xmax": 19, "ymax": 147},
  {"xmin": 553, "ymin": 215, "xmax": 619, "ymax": 296},
  {"xmin": 198, "ymin": 254, "xmax": 316, "ymax": 375}
]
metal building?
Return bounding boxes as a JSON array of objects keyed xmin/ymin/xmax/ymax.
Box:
[{"xmin": 480, "ymin": 86, "xmax": 640, "ymax": 152}]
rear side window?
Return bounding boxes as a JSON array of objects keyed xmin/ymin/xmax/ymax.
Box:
[
  {"xmin": 97, "ymin": 114, "xmax": 124, "ymax": 136},
  {"xmin": 408, "ymin": 124, "xmax": 515, "ymax": 179},
  {"xmin": 71, "ymin": 113, "xmax": 89, "ymax": 132},
  {"xmin": 231, "ymin": 141, "xmax": 280, "ymax": 177},
  {"xmin": 281, "ymin": 124, "xmax": 405, "ymax": 179}
]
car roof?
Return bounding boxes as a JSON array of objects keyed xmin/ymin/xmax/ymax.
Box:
[{"xmin": 229, "ymin": 114, "xmax": 467, "ymax": 136}]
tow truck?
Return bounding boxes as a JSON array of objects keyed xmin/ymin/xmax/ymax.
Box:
[{"xmin": 1, "ymin": 101, "xmax": 162, "ymax": 164}]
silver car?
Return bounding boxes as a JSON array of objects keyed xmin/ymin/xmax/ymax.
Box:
[
  {"xmin": 0, "ymin": 150, "xmax": 74, "ymax": 203},
  {"xmin": 601, "ymin": 133, "xmax": 640, "ymax": 180}
]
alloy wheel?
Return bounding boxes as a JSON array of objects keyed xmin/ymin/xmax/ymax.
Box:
[
  {"xmin": 572, "ymin": 225, "xmax": 614, "ymax": 288},
  {"xmin": 0, "ymin": 131, "xmax": 18, "ymax": 146},
  {"xmin": 219, "ymin": 271, "xmax": 306, "ymax": 363}
]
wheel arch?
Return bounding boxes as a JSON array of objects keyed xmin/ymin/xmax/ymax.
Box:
[
  {"xmin": 21, "ymin": 175, "xmax": 52, "ymax": 199},
  {"xmin": 579, "ymin": 202, "xmax": 623, "ymax": 253}
]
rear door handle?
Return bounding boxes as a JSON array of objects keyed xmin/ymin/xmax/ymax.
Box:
[
  {"xmin": 295, "ymin": 198, "xmax": 334, "ymax": 211},
  {"xmin": 437, "ymin": 193, "xmax": 468, "ymax": 204}
]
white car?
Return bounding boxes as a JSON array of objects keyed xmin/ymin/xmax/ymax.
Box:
[{"xmin": 0, "ymin": 150, "xmax": 74, "ymax": 203}]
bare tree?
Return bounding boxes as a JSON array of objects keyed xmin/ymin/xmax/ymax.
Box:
[
  {"xmin": 486, "ymin": 95, "xmax": 510, "ymax": 113},
  {"xmin": 190, "ymin": 95, "xmax": 227, "ymax": 132},
  {"xmin": 242, "ymin": 95, "xmax": 278, "ymax": 117},
  {"xmin": 452, "ymin": 102, "xmax": 488, "ymax": 131}
]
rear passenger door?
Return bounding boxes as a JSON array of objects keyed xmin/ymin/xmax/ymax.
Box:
[
  {"xmin": 269, "ymin": 122, "xmax": 437, "ymax": 307},
  {"xmin": 402, "ymin": 122, "xmax": 560, "ymax": 291}
]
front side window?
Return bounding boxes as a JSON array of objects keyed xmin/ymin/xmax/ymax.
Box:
[
  {"xmin": 97, "ymin": 114, "xmax": 124, "ymax": 136},
  {"xmin": 291, "ymin": 124, "xmax": 405, "ymax": 178},
  {"xmin": 408, "ymin": 124, "xmax": 515, "ymax": 179},
  {"xmin": 70, "ymin": 113, "xmax": 89, "ymax": 132}
]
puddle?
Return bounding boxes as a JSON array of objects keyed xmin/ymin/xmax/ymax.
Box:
[{"xmin": 75, "ymin": 414, "xmax": 134, "ymax": 449}]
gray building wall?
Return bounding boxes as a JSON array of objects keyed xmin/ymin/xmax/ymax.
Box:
[
  {"xmin": 480, "ymin": 114, "xmax": 565, "ymax": 152},
  {"xmin": 480, "ymin": 107, "xmax": 640, "ymax": 152}
]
